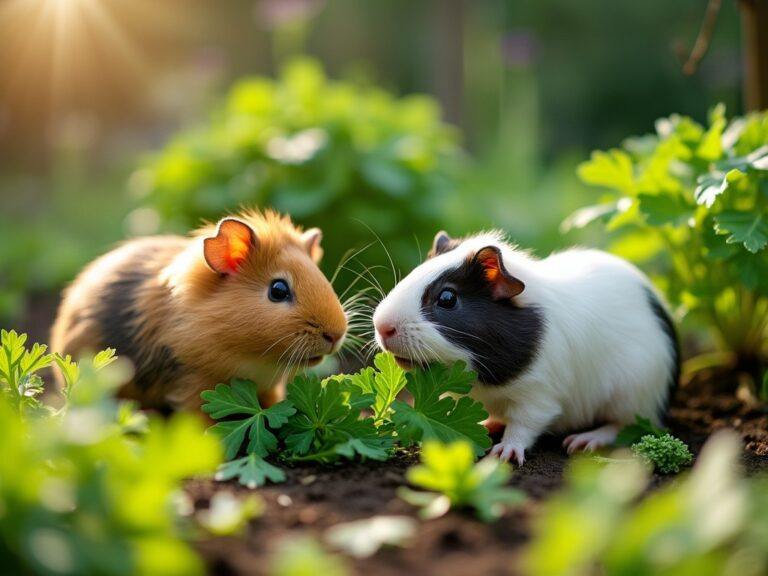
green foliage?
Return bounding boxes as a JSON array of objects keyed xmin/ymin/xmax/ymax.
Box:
[
  {"xmin": 524, "ymin": 432, "xmax": 768, "ymax": 576},
  {"xmin": 632, "ymin": 433, "xmax": 693, "ymax": 474},
  {"xmin": 202, "ymin": 352, "xmax": 491, "ymax": 487},
  {"xmin": 614, "ymin": 414, "xmax": 666, "ymax": 447},
  {"xmin": 0, "ymin": 331, "xmax": 222, "ymax": 575},
  {"xmin": 138, "ymin": 57, "xmax": 463, "ymax": 287},
  {"xmin": 568, "ymin": 106, "xmax": 768, "ymax": 365},
  {"xmin": 391, "ymin": 361, "xmax": 491, "ymax": 457},
  {"xmin": 201, "ymin": 380, "xmax": 296, "ymax": 459},
  {"xmin": 400, "ymin": 441, "xmax": 524, "ymax": 522}
]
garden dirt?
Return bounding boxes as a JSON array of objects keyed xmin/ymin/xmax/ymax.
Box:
[{"xmin": 189, "ymin": 371, "xmax": 768, "ymax": 576}]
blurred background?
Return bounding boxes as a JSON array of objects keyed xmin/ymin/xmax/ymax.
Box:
[{"xmin": 0, "ymin": 0, "xmax": 750, "ymax": 342}]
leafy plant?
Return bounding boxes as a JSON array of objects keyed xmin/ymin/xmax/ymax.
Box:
[
  {"xmin": 614, "ymin": 414, "xmax": 667, "ymax": 447},
  {"xmin": 565, "ymin": 106, "xmax": 768, "ymax": 381},
  {"xmin": 137, "ymin": 57, "xmax": 463, "ymax": 291},
  {"xmin": 524, "ymin": 431, "xmax": 768, "ymax": 576},
  {"xmin": 631, "ymin": 433, "xmax": 694, "ymax": 474},
  {"xmin": 270, "ymin": 536, "xmax": 349, "ymax": 576},
  {"xmin": 202, "ymin": 352, "xmax": 491, "ymax": 487},
  {"xmin": 0, "ymin": 331, "xmax": 222, "ymax": 575},
  {"xmin": 392, "ymin": 361, "xmax": 491, "ymax": 456},
  {"xmin": 399, "ymin": 440, "xmax": 524, "ymax": 522}
]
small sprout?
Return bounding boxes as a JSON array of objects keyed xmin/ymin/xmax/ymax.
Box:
[
  {"xmin": 197, "ymin": 492, "xmax": 262, "ymax": 537},
  {"xmin": 400, "ymin": 440, "xmax": 525, "ymax": 521},
  {"xmin": 632, "ymin": 433, "xmax": 693, "ymax": 474},
  {"xmin": 325, "ymin": 515, "xmax": 417, "ymax": 558}
]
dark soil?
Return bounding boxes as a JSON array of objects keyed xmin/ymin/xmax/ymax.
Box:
[{"xmin": 190, "ymin": 374, "xmax": 768, "ymax": 576}]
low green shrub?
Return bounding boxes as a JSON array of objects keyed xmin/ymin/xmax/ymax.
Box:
[
  {"xmin": 136, "ymin": 57, "xmax": 464, "ymax": 289},
  {"xmin": 0, "ymin": 330, "xmax": 222, "ymax": 575},
  {"xmin": 201, "ymin": 352, "xmax": 492, "ymax": 487},
  {"xmin": 566, "ymin": 106, "xmax": 768, "ymax": 387},
  {"xmin": 631, "ymin": 433, "xmax": 693, "ymax": 474}
]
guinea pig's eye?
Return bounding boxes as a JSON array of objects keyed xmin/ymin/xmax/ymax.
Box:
[
  {"xmin": 268, "ymin": 279, "xmax": 291, "ymax": 302},
  {"xmin": 436, "ymin": 288, "xmax": 457, "ymax": 310}
]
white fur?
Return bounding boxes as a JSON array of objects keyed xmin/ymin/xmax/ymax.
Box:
[{"xmin": 373, "ymin": 234, "xmax": 675, "ymax": 462}]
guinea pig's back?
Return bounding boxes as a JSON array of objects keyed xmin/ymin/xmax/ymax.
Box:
[{"xmin": 50, "ymin": 236, "xmax": 188, "ymax": 378}]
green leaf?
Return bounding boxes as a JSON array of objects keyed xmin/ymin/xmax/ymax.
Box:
[
  {"xmin": 637, "ymin": 193, "xmax": 695, "ymax": 227},
  {"xmin": 695, "ymin": 103, "xmax": 726, "ymax": 161},
  {"xmin": 403, "ymin": 441, "xmax": 524, "ymax": 521},
  {"xmin": 201, "ymin": 380, "xmax": 296, "ymax": 459},
  {"xmin": 53, "ymin": 353, "xmax": 80, "ymax": 393},
  {"xmin": 215, "ymin": 454, "xmax": 286, "ymax": 488},
  {"xmin": 92, "ymin": 348, "xmax": 118, "ymax": 371},
  {"xmin": 761, "ymin": 371, "xmax": 768, "ymax": 402},
  {"xmin": 577, "ymin": 149, "xmax": 634, "ymax": 194},
  {"xmin": 560, "ymin": 202, "xmax": 620, "ymax": 232},
  {"xmin": 391, "ymin": 362, "xmax": 490, "ymax": 457},
  {"xmin": 714, "ymin": 211, "xmax": 768, "ymax": 253},
  {"xmin": 615, "ymin": 415, "xmax": 666, "ymax": 447},
  {"xmin": 695, "ymin": 168, "xmax": 745, "ymax": 208},
  {"xmin": 631, "ymin": 433, "xmax": 693, "ymax": 474},
  {"xmin": 282, "ymin": 374, "xmax": 393, "ymax": 463},
  {"xmin": 347, "ymin": 352, "xmax": 406, "ymax": 422}
]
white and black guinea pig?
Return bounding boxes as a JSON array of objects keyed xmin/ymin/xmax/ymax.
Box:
[{"xmin": 373, "ymin": 231, "xmax": 679, "ymax": 464}]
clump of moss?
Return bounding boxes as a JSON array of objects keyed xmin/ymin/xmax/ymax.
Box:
[{"xmin": 632, "ymin": 433, "xmax": 693, "ymax": 474}]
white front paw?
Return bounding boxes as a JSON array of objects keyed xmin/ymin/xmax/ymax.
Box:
[{"xmin": 489, "ymin": 441, "xmax": 526, "ymax": 466}]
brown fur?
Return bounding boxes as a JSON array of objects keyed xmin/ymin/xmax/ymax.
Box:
[{"xmin": 50, "ymin": 210, "xmax": 347, "ymax": 411}]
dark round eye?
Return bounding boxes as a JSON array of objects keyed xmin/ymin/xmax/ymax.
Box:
[
  {"xmin": 268, "ymin": 279, "xmax": 291, "ymax": 302},
  {"xmin": 437, "ymin": 288, "xmax": 457, "ymax": 309}
]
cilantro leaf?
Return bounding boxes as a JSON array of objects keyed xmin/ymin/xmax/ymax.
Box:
[
  {"xmin": 201, "ymin": 379, "xmax": 295, "ymax": 459},
  {"xmin": 391, "ymin": 361, "xmax": 490, "ymax": 457},
  {"xmin": 714, "ymin": 210, "xmax": 768, "ymax": 253},
  {"xmin": 215, "ymin": 454, "xmax": 286, "ymax": 488}
]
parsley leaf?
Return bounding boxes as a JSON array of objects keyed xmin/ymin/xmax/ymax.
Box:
[
  {"xmin": 201, "ymin": 379, "xmax": 296, "ymax": 459},
  {"xmin": 215, "ymin": 454, "xmax": 286, "ymax": 488},
  {"xmin": 282, "ymin": 374, "xmax": 392, "ymax": 463},
  {"xmin": 391, "ymin": 361, "xmax": 490, "ymax": 457},
  {"xmin": 615, "ymin": 414, "xmax": 666, "ymax": 447},
  {"xmin": 345, "ymin": 352, "xmax": 406, "ymax": 423}
]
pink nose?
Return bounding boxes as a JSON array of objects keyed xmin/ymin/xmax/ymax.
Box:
[
  {"xmin": 323, "ymin": 332, "xmax": 342, "ymax": 347},
  {"xmin": 377, "ymin": 323, "xmax": 397, "ymax": 344}
]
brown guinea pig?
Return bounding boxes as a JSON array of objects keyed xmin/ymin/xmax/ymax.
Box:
[{"xmin": 50, "ymin": 209, "xmax": 347, "ymax": 411}]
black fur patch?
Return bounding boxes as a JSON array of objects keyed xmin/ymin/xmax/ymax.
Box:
[
  {"xmin": 421, "ymin": 256, "xmax": 544, "ymax": 385},
  {"xmin": 93, "ymin": 262, "xmax": 182, "ymax": 393},
  {"xmin": 644, "ymin": 287, "xmax": 680, "ymax": 389}
]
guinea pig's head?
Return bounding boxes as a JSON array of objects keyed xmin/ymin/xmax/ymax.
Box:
[
  {"xmin": 172, "ymin": 210, "xmax": 347, "ymax": 372},
  {"xmin": 373, "ymin": 231, "xmax": 544, "ymax": 385}
]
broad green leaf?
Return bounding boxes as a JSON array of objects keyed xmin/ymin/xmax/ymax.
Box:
[
  {"xmin": 201, "ymin": 380, "xmax": 295, "ymax": 459},
  {"xmin": 577, "ymin": 149, "xmax": 634, "ymax": 194},
  {"xmin": 714, "ymin": 211, "xmax": 768, "ymax": 253},
  {"xmin": 637, "ymin": 193, "xmax": 694, "ymax": 227},
  {"xmin": 391, "ymin": 362, "xmax": 490, "ymax": 457},
  {"xmin": 695, "ymin": 103, "xmax": 726, "ymax": 161},
  {"xmin": 215, "ymin": 454, "xmax": 286, "ymax": 488},
  {"xmin": 615, "ymin": 415, "xmax": 666, "ymax": 447}
]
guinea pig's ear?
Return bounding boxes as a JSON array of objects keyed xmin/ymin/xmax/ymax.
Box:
[
  {"xmin": 429, "ymin": 230, "xmax": 455, "ymax": 258},
  {"xmin": 474, "ymin": 246, "xmax": 525, "ymax": 300},
  {"xmin": 203, "ymin": 218, "xmax": 257, "ymax": 275},
  {"xmin": 302, "ymin": 228, "xmax": 323, "ymax": 263}
]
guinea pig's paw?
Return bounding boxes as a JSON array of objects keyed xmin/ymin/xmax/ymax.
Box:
[
  {"xmin": 562, "ymin": 424, "xmax": 619, "ymax": 455},
  {"xmin": 489, "ymin": 441, "xmax": 526, "ymax": 466}
]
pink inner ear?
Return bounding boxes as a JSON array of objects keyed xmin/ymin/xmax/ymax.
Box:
[
  {"xmin": 476, "ymin": 248, "xmax": 525, "ymax": 300},
  {"xmin": 203, "ymin": 220, "xmax": 254, "ymax": 274}
]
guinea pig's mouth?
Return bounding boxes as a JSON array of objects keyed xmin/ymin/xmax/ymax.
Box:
[{"xmin": 302, "ymin": 356, "xmax": 324, "ymax": 367}]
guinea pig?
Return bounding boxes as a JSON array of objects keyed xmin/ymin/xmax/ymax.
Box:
[
  {"xmin": 373, "ymin": 230, "xmax": 678, "ymax": 464},
  {"xmin": 51, "ymin": 209, "xmax": 347, "ymax": 411}
]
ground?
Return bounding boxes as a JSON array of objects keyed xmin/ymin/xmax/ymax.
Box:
[
  {"xmin": 189, "ymin": 373, "xmax": 768, "ymax": 576},
  {"xmin": 15, "ymin": 296, "xmax": 768, "ymax": 575}
]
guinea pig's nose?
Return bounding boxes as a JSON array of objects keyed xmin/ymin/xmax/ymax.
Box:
[
  {"xmin": 377, "ymin": 323, "xmax": 397, "ymax": 342},
  {"xmin": 322, "ymin": 331, "xmax": 343, "ymax": 347}
]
